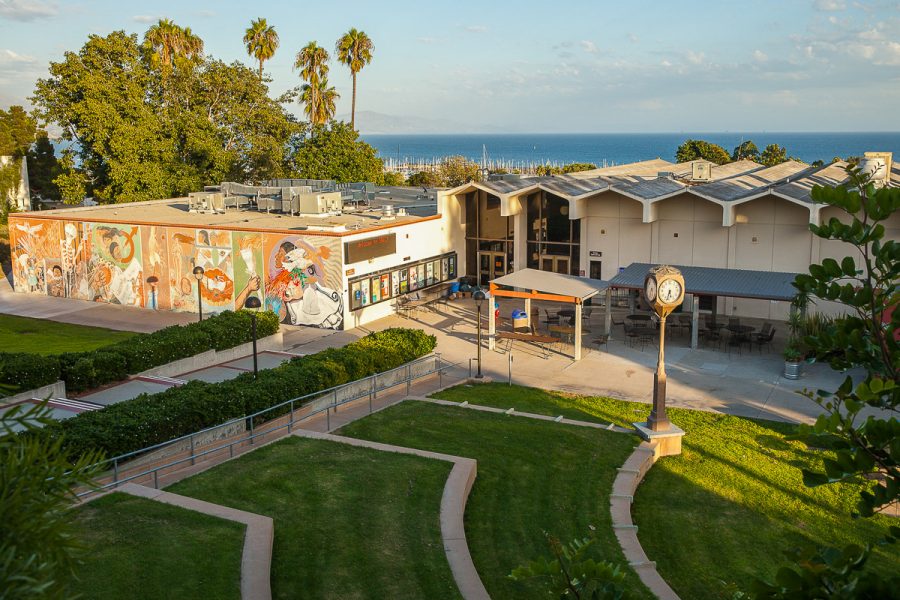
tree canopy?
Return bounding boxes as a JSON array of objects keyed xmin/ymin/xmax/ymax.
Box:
[
  {"xmin": 335, "ymin": 28, "xmax": 374, "ymax": 130},
  {"xmin": 732, "ymin": 140, "xmax": 760, "ymax": 161},
  {"xmin": 291, "ymin": 121, "xmax": 382, "ymax": 183},
  {"xmin": 32, "ymin": 29, "xmax": 302, "ymax": 204},
  {"xmin": 244, "ymin": 18, "xmax": 279, "ymax": 81},
  {"xmin": 674, "ymin": 139, "xmax": 731, "ymax": 165},
  {"xmin": 759, "ymin": 143, "xmax": 789, "ymax": 167}
]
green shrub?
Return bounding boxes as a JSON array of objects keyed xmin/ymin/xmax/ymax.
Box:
[
  {"xmin": 0, "ymin": 353, "xmax": 60, "ymax": 390},
  {"xmin": 43, "ymin": 328, "xmax": 436, "ymax": 459},
  {"xmin": 0, "ymin": 310, "xmax": 280, "ymax": 393}
]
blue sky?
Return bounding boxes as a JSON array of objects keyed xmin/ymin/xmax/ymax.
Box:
[{"xmin": 1, "ymin": 0, "xmax": 899, "ymax": 132}]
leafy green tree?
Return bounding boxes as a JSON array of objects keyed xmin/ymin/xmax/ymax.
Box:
[
  {"xmin": 294, "ymin": 42, "xmax": 332, "ymax": 125},
  {"xmin": 732, "ymin": 140, "xmax": 760, "ymax": 161},
  {"xmin": 509, "ymin": 530, "xmax": 626, "ymax": 599},
  {"xmin": 790, "ymin": 165, "xmax": 899, "ymax": 518},
  {"xmin": 0, "ymin": 402, "xmax": 101, "ymax": 599},
  {"xmin": 759, "ymin": 143, "xmax": 789, "ymax": 167},
  {"xmin": 335, "ymin": 28, "xmax": 374, "ymax": 130},
  {"xmin": 26, "ymin": 131, "xmax": 62, "ymax": 201},
  {"xmin": 243, "ymin": 18, "xmax": 279, "ymax": 81},
  {"xmin": 406, "ymin": 170, "xmax": 442, "ymax": 187},
  {"xmin": 675, "ymin": 139, "xmax": 731, "ymax": 165},
  {"xmin": 32, "ymin": 31, "xmax": 300, "ymax": 203},
  {"xmin": 0, "ymin": 105, "xmax": 37, "ymax": 218},
  {"xmin": 377, "ymin": 171, "xmax": 405, "ymax": 186},
  {"xmin": 438, "ymin": 155, "xmax": 481, "ymax": 186},
  {"xmin": 291, "ymin": 121, "xmax": 382, "ymax": 183}
]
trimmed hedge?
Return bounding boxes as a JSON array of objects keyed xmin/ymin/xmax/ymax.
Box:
[
  {"xmin": 0, "ymin": 310, "xmax": 280, "ymax": 393},
  {"xmin": 43, "ymin": 328, "xmax": 437, "ymax": 460}
]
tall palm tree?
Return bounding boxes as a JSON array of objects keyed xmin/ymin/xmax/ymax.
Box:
[
  {"xmin": 243, "ymin": 18, "xmax": 279, "ymax": 81},
  {"xmin": 335, "ymin": 28, "xmax": 373, "ymax": 130},
  {"xmin": 143, "ymin": 18, "xmax": 203, "ymax": 78},
  {"xmin": 299, "ymin": 78, "xmax": 339, "ymax": 125},
  {"xmin": 293, "ymin": 42, "xmax": 330, "ymax": 125}
]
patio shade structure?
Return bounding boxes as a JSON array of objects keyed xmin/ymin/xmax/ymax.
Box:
[
  {"xmin": 488, "ymin": 268, "xmax": 608, "ymax": 360},
  {"xmin": 605, "ymin": 263, "xmax": 802, "ymax": 349}
]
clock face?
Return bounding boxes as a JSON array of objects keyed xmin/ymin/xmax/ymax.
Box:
[
  {"xmin": 644, "ymin": 277, "xmax": 657, "ymax": 303},
  {"xmin": 659, "ymin": 278, "xmax": 683, "ymax": 304}
]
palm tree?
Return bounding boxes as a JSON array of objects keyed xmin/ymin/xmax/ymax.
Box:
[
  {"xmin": 144, "ymin": 18, "xmax": 203, "ymax": 78},
  {"xmin": 243, "ymin": 18, "xmax": 279, "ymax": 81},
  {"xmin": 299, "ymin": 78, "xmax": 339, "ymax": 125},
  {"xmin": 335, "ymin": 28, "xmax": 373, "ymax": 130},
  {"xmin": 293, "ymin": 42, "xmax": 330, "ymax": 125}
]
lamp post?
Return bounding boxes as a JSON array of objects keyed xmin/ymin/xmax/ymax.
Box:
[
  {"xmin": 244, "ymin": 296, "xmax": 262, "ymax": 378},
  {"xmin": 473, "ymin": 289, "xmax": 486, "ymax": 378},
  {"xmin": 192, "ymin": 266, "xmax": 205, "ymax": 322},
  {"xmin": 146, "ymin": 275, "xmax": 158, "ymax": 310}
]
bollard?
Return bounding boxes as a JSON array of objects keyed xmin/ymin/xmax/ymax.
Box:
[
  {"xmin": 326, "ymin": 406, "xmax": 331, "ymax": 430},
  {"xmin": 153, "ymin": 470, "xmax": 159, "ymax": 489},
  {"xmin": 249, "ymin": 419, "xmax": 254, "ymax": 445},
  {"xmin": 113, "ymin": 459, "xmax": 119, "ymax": 484},
  {"xmin": 508, "ymin": 353, "xmax": 513, "ymax": 386}
]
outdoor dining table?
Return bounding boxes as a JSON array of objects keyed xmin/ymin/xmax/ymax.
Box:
[
  {"xmin": 727, "ymin": 325, "xmax": 755, "ymax": 335},
  {"xmin": 549, "ymin": 324, "xmax": 576, "ymax": 344}
]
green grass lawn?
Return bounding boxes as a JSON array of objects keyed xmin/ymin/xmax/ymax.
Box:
[
  {"xmin": 432, "ymin": 383, "xmax": 899, "ymax": 599},
  {"xmin": 337, "ymin": 400, "xmax": 648, "ymax": 599},
  {"xmin": 0, "ymin": 314, "xmax": 136, "ymax": 355},
  {"xmin": 71, "ymin": 492, "xmax": 243, "ymax": 600},
  {"xmin": 169, "ymin": 436, "xmax": 460, "ymax": 600}
]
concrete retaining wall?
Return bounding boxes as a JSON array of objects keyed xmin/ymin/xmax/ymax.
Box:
[
  {"xmin": 1, "ymin": 380, "xmax": 66, "ymax": 405},
  {"xmin": 137, "ymin": 331, "xmax": 284, "ymax": 378}
]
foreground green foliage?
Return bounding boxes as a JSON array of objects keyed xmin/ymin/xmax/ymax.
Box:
[
  {"xmin": 42, "ymin": 328, "xmax": 435, "ymax": 459},
  {"xmin": 71, "ymin": 493, "xmax": 243, "ymax": 600},
  {"xmin": 675, "ymin": 139, "xmax": 731, "ymax": 165},
  {"xmin": 432, "ymin": 384, "xmax": 899, "ymax": 599},
  {"xmin": 170, "ymin": 436, "xmax": 458, "ymax": 599},
  {"xmin": 0, "ymin": 310, "xmax": 278, "ymax": 393},
  {"xmin": 510, "ymin": 532, "xmax": 626, "ymax": 600},
  {"xmin": 0, "ymin": 403, "xmax": 99, "ymax": 599},
  {"xmin": 792, "ymin": 166, "xmax": 899, "ymax": 517},
  {"xmin": 338, "ymin": 401, "xmax": 646, "ymax": 598},
  {"xmin": 0, "ymin": 314, "xmax": 134, "ymax": 356}
]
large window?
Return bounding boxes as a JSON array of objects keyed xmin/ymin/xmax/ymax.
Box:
[
  {"xmin": 526, "ymin": 192, "xmax": 580, "ymax": 275},
  {"xmin": 465, "ymin": 191, "xmax": 514, "ymax": 277},
  {"xmin": 348, "ymin": 252, "xmax": 457, "ymax": 311}
]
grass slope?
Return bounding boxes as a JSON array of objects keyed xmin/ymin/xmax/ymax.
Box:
[
  {"xmin": 170, "ymin": 436, "xmax": 459, "ymax": 600},
  {"xmin": 433, "ymin": 383, "xmax": 899, "ymax": 599},
  {"xmin": 337, "ymin": 401, "xmax": 647, "ymax": 599},
  {"xmin": 0, "ymin": 314, "xmax": 135, "ymax": 355},
  {"xmin": 71, "ymin": 492, "xmax": 243, "ymax": 600}
]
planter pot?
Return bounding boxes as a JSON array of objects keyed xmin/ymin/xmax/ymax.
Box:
[{"xmin": 783, "ymin": 360, "xmax": 802, "ymax": 380}]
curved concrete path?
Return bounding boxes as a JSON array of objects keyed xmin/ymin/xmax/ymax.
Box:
[
  {"xmin": 292, "ymin": 429, "xmax": 490, "ymax": 600},
  {"xmin": 118, "ymin": 483, "xmax": 274, "ymax": 600}
]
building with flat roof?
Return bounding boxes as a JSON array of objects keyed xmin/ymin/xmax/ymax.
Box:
[{"xmin": 7, "ymin": 151, "xmax": 898, "ymax": 329}]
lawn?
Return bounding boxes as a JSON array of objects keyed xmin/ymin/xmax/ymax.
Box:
[
  {"xmin": 71, "ymin": 492, "xmax": 244, "ymax": 600},
  {"xmin": 337, "ymin": 400, "xmax": 648, "ymax": 599},
  {"xmin": 432, "ymin": 383, "xmax": 899, "ymax": 599},
  {"xmin": 0, "ymin": 313, "xmax": 136, "ymax": 355},
  {"xmin": 170, "ymin": 435, "xmax": 460, "ymax": 600}
]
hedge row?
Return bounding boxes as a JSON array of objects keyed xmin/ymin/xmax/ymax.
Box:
[
  {"xmin": 0, "ymin": 310, "xmax": 280, "ymax": 393},
  {"xmin": 43, "ymin": 328, "xmax": 437, "ymax": 460}
]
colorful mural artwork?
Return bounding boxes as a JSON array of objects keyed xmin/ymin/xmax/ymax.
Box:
[
  {"xmin": 8, "ymin": 216, "xmax": 345, "ymax": 329},
  {"xmin": 263, "ymin": 234, "xmax": 343, "ymax": 329}
]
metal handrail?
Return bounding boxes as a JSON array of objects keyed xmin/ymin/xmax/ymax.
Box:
[{"xmin": 78, "ymin": 353, "xmax": 461, "ymax": 497}]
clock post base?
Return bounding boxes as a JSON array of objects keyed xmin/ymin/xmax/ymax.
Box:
[{"xmin": 632, "ymin": 422, "xmax": 685, "ymax": 458}]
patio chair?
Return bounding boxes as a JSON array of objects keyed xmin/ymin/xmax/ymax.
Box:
[
  {"xmin": 754, "ymin": 327, "xmax": 776, "ymax": 353},
  {"xmin": 728, "ymin": 317, "xmax": 741, "ymax": 329},
  {"xmin": 611, "ymin": 317, "xmax": 625, "ymax": 334},
  {"xmin": 593, "ymin": 334, "xmax": 609, "ymax": 352},
  {"xmin": 624, "ymin": 323, "xmax": 638, "ymax": 348},
  {"xmin": 704, "ymin": 328, "xmax": 723, "ymax": 350},
  {"xmin": 543, "ymin": 308, "xmax": 560, "ymax": 326}
]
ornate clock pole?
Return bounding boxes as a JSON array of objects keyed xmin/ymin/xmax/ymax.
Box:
[{"xmin": 634, "ymin": 265, "xmax": 686, "ymax": 456}]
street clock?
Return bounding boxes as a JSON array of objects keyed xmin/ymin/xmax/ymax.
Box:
[{"xmin": 644, "ymin": 265, "xmax": 685, "ymax": 318}]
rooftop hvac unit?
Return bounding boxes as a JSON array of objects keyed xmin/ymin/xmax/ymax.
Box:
[
  {"xmin": 188, "ymin": 191, "xmax": 225, "ymax": 214},
  {"xmin": 294, "ymin": 191, "xmax": 343, "ymax": 215},
  {"xmin": 657, "ymin": 171, "xmax": 674, "ymax": 178},
  {"xmin": 691, "ymin": 161, "xmax": 712, "ymax": 182},
  {"xmin": 382, "ymin": 204, "xmax": 394, "ymax": 217}
]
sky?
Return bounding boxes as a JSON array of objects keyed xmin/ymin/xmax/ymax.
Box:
[{"xmin": 1, "ymin": 0, "xmax": 899, "ymax": 133}]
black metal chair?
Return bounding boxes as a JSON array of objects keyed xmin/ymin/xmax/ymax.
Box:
[
  {"xmin": 543, "ymin": 308, "xmax": 560, "ymax": 326},
  {"xmin": 593, "ymin": 334, "xmax": 609, "ymax": 352},
  {"xmin": 754, "ymin": 327, "xmax": 776, "ymax": 353}
]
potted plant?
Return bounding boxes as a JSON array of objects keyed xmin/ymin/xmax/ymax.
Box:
[{"xmin": 783, "ymin": 343, "xmax": 803, "ymax": 380}]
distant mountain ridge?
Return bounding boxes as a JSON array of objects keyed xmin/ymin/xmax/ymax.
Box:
[{"xmin": 338, "ymin": 111, "xmax": 508, "ymax": 135}]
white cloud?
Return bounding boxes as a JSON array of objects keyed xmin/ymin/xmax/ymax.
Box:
[
  {"xmin": 580, "ymin": 40, "xmax": 599, "ymax": 54},
  {"xmin": 627, "ymin": 33, "xmax": 639, "ymax": 44},
  {"xmin": 465, "ymin": 25, "xmax": 488, "ymax": 33},
  {"xmin": 0, "ymin": 49, "xmax": 35, "ymax": 64},
  {"xmin": 814, "ymin": 0, "xmax": 846, "ymax": 10},
  {"xmin": 685, "ymin": 50, "xmax": 705, "ymax": 65},
  {"xmin": 752, "ymin": 49, "xmax": 768, "ymax": 62},
  {"xmin": 0, "ymin": 0, "xmax": 56, "ymax": 21},
  {"xmin": 132, "ymin": 15, "xmax": 160, "ymax": 24}
]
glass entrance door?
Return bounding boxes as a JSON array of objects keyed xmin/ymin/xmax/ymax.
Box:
[
  {"xmin": 478, "ymin": 251, "xmax": 507, "ymax": 285},
  {"xmin": 540, "ymin": 255, "xmax": 569, "ymax": 275}
]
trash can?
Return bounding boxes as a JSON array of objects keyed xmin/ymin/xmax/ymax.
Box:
[{"xmin": 511, "ymin": 308, "xmax": 527, "ymax": 330}]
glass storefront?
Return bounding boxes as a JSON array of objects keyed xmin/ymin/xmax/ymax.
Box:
[
  {"xmin": 526, "ymin": 192, "xmax": 580, "ymax": 275},
  {"xmin": 348, "ymin": 252, "xmax": 457, "ymax": 311},
  {"xmin": 464, "ymin": 191, "xmax": 514, "ymax": 284}
]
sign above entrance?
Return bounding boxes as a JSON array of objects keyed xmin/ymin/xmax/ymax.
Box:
[
  {"xmin": 344, "ymin": 233, "xmax": 397, "ymax": 264},
  {"xmin": 589, "ymin": 251, "xmax": 602, "ymax": 257}
]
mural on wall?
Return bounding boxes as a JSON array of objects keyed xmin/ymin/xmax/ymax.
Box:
[
  {"xmin": 263, "ymin": 234, "xmax": 343, "ymax": 329},
  {"xmin": 9, "ymin": 217, "xmax": 345, "ymax": 328},
  {"xmin": 232, "ymin": 232, "xmax": 264, "ymax": 311}
]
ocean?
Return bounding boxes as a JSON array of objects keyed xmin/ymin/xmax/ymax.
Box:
[{"xmin": 362, "ymin": 132, "xmax": 900, "ymax": 169}]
